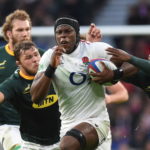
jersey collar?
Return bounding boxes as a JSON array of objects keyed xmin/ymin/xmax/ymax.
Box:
[
  {"xmin": 5, "ymin": 44, "xmax": 14, "ymax": 56},
  {"xmin": 19, "ymin": 70, "xmax": 35, "ymax": 80}
]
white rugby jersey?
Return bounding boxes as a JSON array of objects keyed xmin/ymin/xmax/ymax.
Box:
[{"xmin": 38, "ymin": 41, "xmax": 112, "ymax": 135}]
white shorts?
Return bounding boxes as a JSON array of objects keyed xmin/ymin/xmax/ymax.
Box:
[
  {"xmin": 21, "ymin": 140, "xmax": 60, "ymax": 150},
  {"xmin": 60, "ymin": 118, "xmax": 111, "ymax": 150},
  {"xmin": 96, "ymin": 129, "xmax": 112, "ymax": 150},
  {"xmin": 84, "ymin": 119, "xmax": 111, "ymax": 150},
  {"xmin": 0, "ymin": 124, "xmax": 22, "ymax": 150}
]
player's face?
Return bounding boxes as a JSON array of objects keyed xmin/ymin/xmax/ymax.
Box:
[
  {"xmin": 55, "ymin": 25, "xmax": 76, "ymax": 54},
  {"xmin": 18, "ymin": 47, "xmax": 41, "ymax": 76},
  {"xmin": 10, "ymin": 19, "xmax": 31, "ymax": 45}
]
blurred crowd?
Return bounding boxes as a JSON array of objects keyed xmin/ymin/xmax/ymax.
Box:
[
  {"xmin": 0, "ymin": 0, "xmax": 150, "ymax": 150},
  {"xmin": 0, "ymin": 0, "xmax": 105, "ymax": 26}
]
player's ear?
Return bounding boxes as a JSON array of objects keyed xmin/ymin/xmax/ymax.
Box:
[{"xmin": 6, "ymin": 30, "xmax": 12, "ymax": 39}]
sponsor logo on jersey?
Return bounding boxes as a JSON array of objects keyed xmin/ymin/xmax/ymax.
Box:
[
  {"xmin": 0, "ymin": 60, "xmax": 7, "ymax": 69},
  {"xmin": 32, "ymin": 94, "xmax": 58, "ymax": 108}
]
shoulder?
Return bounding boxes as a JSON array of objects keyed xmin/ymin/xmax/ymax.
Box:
[{"xmin": 80, "ymin": 41, "xmax": 112, "ymax": 49}]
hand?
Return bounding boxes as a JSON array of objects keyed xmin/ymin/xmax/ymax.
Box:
[
  {"xmin": 106, "ymin": 47, "xmax": 131, "ymax": 66},
  {"xmin": 50, "ymin": 46, "xmax": 65, "ymax": 68},
  {"xmin": 86, "ymin": 23, "xmax": 102, "ymax": 42},
  {"xmin": 90, "ymin": 62, "xmax": 114, "ymax": 84}
]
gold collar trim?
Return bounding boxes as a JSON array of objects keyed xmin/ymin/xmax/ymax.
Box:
[
  {"xmin": 19, "ymin": 70, "xmax": 35, "ymax": 80},
  {"xmin": 5, "ymin": 44, "xmax": 14, "ymax": 56}
]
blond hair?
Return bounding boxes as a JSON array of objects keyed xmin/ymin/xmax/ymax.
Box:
[{"xmin": 2, "ymin": 10, "xmax": 32, "ymax": 41}]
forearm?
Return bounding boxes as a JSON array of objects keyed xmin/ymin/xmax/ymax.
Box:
[
  {"xmin": 31, "ymin": 73, "xmax": 52, "ymax": 104},
  {"xmin": 121, "ymin": 62, "xmax": 139, "ymax": 78},
  {"xmin": 105, "ymin": 82, "xmax": 128, "ymax": 104},
  {"xmin": 129, "ymin": 56, "xmax": 150, "ymax": 74}
]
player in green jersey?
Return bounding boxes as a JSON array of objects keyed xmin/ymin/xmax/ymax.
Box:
[
  {"xmin": 0, "ymin": 41, "xmax": 60, "ymax": 149},
  {"xmin": 0, "ymin": 10, "xmax": 33, "ymax": 150}
]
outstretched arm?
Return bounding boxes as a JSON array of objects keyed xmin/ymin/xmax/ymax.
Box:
[
  {"xmin": 107, "ymin": 47, "xmax": 150, "ymax": 74},
  {"xmin": 129, "ymin": 55, "xmax": 150, "ymax": 74}
]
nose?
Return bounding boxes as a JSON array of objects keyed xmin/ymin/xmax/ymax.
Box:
[{"xmin": 22, "ymin": 30, "xmax": 29, "ymax": 37}]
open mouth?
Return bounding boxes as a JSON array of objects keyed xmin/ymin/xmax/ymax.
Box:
[{"xmin": 60, "ymin": 41, "xmax": 68, "ymax": 45}]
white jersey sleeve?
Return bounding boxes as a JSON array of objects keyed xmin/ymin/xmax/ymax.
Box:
[{"xmin": 38, "ymin": 48, "xmax": 53, "ymax": 73}]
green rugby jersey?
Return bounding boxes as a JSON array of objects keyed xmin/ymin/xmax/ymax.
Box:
[
  {"xmin": 0, "ymin": 44, "xmax": 20, "ymax": 125},
  {"xmin": 0, "ymin": 44, "xmax": 44, "ymax": 125},
  {"xmin": 0, "ymin": 70, "xmax": 60, "ymax": 145},
  {"xmin": 124, "ymin": 71, "xmax": 150, "ymax": 98}
]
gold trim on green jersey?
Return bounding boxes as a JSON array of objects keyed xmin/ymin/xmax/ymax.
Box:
[
  {"xmin": 19, "ymin": 70, "xmax": 35, "ymax": 80},
  {"xmin": 5, "ymin": 44, "xmax": 14, "ymax": 56}
]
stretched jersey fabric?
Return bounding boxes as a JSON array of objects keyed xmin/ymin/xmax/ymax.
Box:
[
  {"xmin": 124, "ymin": 71, "xmax": 150, "ymax": 98},
  {"xmin": 38, "ymin": 41, "xmax": 112, "ymax": 137},
  {"xmin": 0, "ymin": 70, "xmax": 61, "ymax": 145},
  {"xmin": 0, "ymin": 45, "xmax": 44, "ymax": 125}
]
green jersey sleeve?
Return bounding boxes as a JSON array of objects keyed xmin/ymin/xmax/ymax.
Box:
[{"xmin": 129, "ymin": 56, "xmax": 150, "ymax": 74}]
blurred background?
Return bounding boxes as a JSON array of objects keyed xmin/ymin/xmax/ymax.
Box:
[{"xmin": 0, "ymin": 0, "xmax": 150, "ymax": 150}]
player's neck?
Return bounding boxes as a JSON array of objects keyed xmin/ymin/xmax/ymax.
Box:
[{"xmin": 8, "ymin": 41, "xmax": 14, "ymax": 51}]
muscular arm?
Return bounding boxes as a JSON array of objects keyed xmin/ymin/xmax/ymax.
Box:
[
  {"xmin": 31, "ymin": 46, "xmax": 64, "ymax": 103},
  {"xmin": 120, "ymin": 62, "xmax": 139, "ymax": 78},
  {"xmin": 105, "ymin": 81, "xmax": 128, "ymax": 104},
  {"xmin": 30, "ymin": 72, "xmax": 52, "ymax": 104},
  {"xmin": 107, "ymin": 47, "xmax": 149, "ymax": 74}
]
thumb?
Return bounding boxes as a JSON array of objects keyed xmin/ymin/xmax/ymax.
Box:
[{"xmin": 100, "ymin": 61, "xmax": 107, "ymax": 70}]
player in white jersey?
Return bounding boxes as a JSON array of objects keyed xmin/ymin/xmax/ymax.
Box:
[{"xmin": 31, "ymin": 17, "xmax": 120, "ymax": 150}]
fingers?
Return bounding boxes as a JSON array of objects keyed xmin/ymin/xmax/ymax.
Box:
[
  {"xmin": 54, "ymin": 46, "xmax": 66, "ymax": 55},
  {"xmin": 106, "ymin": 47, "xmax": 119, "ymax": 57},
  {"xmin": 89, "ymin": 23, "xmax": 101, "ymax": 38},
  {"xmin": 88, "ymin": 23, "xmax": 96, "ymax": 34}
]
